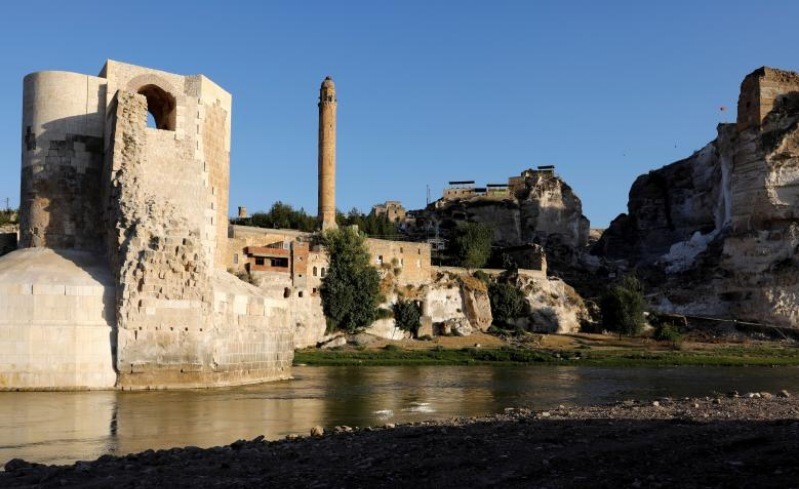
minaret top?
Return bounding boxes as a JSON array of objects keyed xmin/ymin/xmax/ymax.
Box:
[{"xmin": 319, "ymin": 76, "xmax": 336, "ymax": 105}]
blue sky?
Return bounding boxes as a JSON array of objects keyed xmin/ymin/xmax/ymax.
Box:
[{"xmin": 0, "ymin": 1, "xmax": 796, "ymax": 227}]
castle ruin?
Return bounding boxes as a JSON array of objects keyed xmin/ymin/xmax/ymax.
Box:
[{"xmin": 0, "ymin": 61, "xmax": 293, "ymax": 390}]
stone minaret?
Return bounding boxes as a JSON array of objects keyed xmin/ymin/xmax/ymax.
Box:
[{"xmin": 318, "ymin": 76, "xmax": 337, "ymax": 230}]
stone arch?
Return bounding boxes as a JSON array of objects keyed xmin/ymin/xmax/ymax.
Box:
[{"xmin": 126, "ymin": 75, "xmax": 178, "ymax": 131}]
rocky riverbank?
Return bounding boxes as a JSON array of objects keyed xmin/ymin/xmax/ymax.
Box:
[{"xmin": 3, "ymin": 394, "xmax": 798, "ymax": 488}]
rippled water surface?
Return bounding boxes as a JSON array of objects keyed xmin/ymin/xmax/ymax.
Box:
[{"xmin": 2, "ymin": 365, "xmax": 799, "ymax": 465}]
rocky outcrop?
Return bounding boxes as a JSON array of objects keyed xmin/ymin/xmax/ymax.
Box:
[
  {"xmin": 597, "ymin": 66, "xmax": 799, "ymax": 328},
  {"xmin": 424, "ymin": 170, "xmax": 590, "ymax": 265},
  {"xmin": 504, "ymin": 273, "xmax": 589, "ymax": 334},
  {"xmin": 422, "ymin": 272, "xmax": 493, "ymax": 335}
]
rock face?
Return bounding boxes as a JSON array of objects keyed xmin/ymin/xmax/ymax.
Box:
[
  {"xmin": 422, "ymin": 272, "xmax": 493, "ymax": 335},
  {"xmin": 597, "ymin": 66, "xmax": 799, "ymax": 328},
  {"xmin": 508, "ymin": 273, "xmax": 589, "ymax": 334},
  {"xmin": 426, "ymin": 169, "xmax": 590, "ymax": 265}
]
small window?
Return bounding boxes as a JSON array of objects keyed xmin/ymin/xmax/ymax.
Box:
[
  {"xmin": 298, "ymin": 291, "xmax": 304, "ymax": 298},
  {"xmin": 312, "ymin": 288, "xmax": 317, "ymax": 294},
  {"xmin": 321, "ymin": 268, "xmax": 326, "ymax": 278},
  {"xmin": 313, "ymin": 266, "xmax": 318, "ymax": 277},
  {"xmin": 283, "ymin": 288, "xmax": 290, "ymax": 298},
  {"xmin": 255, "ymin": 257, "xmax": 265, "ymax": 266}
]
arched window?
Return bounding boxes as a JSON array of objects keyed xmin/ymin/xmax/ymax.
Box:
[
  {"xmin": 313, "ymin": 266, "xmax": 318, "ymax": 277},
  {"xmin": 320, "ymin": 267, "xmax": 326, "ymax": 277},
  {"xmin": 138, "ymin": 84, "xmax": 177, "ymax": 131}
]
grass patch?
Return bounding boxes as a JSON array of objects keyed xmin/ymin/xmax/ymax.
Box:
[{"xmin": 293, "ymin": 345, "xmax": 799, "ymax": 367}]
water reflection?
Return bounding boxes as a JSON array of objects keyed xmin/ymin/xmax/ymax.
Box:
[{"xmin": 2, "ymin": 365, "xmax": 799, "ymax": 465}]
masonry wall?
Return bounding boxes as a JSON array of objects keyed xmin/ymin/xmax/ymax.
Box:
[
  {"xmin": 20, "ymin": 72, "xmax": 107, "ymax": 251},
  {"xmin": 366, "ymin": 238, "xmax": 432, "ymax": 285},
  {"xmin": 102, "ymin": 63, "xmax": 292, "ymax": 389},
  {"xmin": 737, "ymin": 67, "xmax": 799, "ymax": 132},
  {"xmin": 0, "ymin": 249, "xmax": 117, "ymax": 390}
]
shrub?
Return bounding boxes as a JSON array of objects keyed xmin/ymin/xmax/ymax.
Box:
[
  {"xmin": 600, "ymin": 276, "xmax": 646, "ymax": 336},
  {"xmin": 654, "ymin": 322, "xmax": 684, "ymax": 348},
  {"xmin": 393, "ymin": 299, "xmax": 422, "ymax": 334},
  {"xmin": 488, "ymin": 282, "xmax": 527, "ymax": 327},
  {"xmin": 472, "ymin": 269, "xmax": 491, "ymax": 285},
  {"xmin": 320, "ymin": 227, "xmax": 381, "ymax": 334},
  {"xmin": 449, "ymin": 222, "xmax": 493, "ymax": 269}
]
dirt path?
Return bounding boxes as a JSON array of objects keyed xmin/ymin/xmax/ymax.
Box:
[{"xmin": 3, "ymin": 395, "xmax": 798, "ymax": 488}]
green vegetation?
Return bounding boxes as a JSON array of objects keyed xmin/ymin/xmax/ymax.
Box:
[
  {"xmin": 320, "ymin": 227, "xmax": 381, "ymax": 334},
  {"xmin": 236, "ymin": 202, "xmax": 317, "ymax": 231},
  {"xmin": 232, "ymin": 202, "xmax": 399, "ymax": 238},
  {"xmin": 472, "ymin": 269, "xmax": 491, "ymax": 285},
  {"xmin": 449, "ymin": 222, "xmax": 494, "ymax": 268},
  {"xmin": 393, "ymin": 299, "xmax": 422, "ymax": 334},
  {"xmin": 488, "ymin": 282, "xmax": 527, "ymax": 327},
  {"xmin": 294, "ymin": 344, "xmax": 799, "ymax": 367},
  {"xmin": 600, "ymin": 275, "xmax": 647, "ymax": 336},
  {"xmin": 337, "ymin": 208, "xmax": 399, "ymax": 238},
  {"xmin": 653, "ymin": 321, "xmax": 685, "ymax": 349}
]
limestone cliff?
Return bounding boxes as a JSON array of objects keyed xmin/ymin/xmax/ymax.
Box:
[
  {"xmin": 596, "ymin": 66, "xmax": 799, "ymax": 328},
  {"xmin": 422, "ymin": 170, "xmax": 590, "ymax": 265}
]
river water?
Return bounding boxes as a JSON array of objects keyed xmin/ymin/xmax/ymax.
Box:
[{"xmin": 2, "ymin": 365, "xmax": 798, "ymax": 466}]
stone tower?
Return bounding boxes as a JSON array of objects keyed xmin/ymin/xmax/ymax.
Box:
[
  {"xmin": 318, "ymin": 76, "xmax": 337, "ymax": 230},
  {"xmin": 1, "ymin": 60, "xmax": 293, "ymax": 390}
]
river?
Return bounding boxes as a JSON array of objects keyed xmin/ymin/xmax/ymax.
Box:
[{"xmin": 2, "ymin": 365, "xmax": 798, "ymax": 466}]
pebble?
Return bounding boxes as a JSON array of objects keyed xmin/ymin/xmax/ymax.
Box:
[
  {"xmin": 310, "ymin": 425, "xmax": 324, "ymax": 437},
  {"xmin": 778, "ymin": 390, "xmax": 791, "ymax": 398},
  {"xmin": 652, "ymin": 401, "xmax": 660, "ymax": 407}
]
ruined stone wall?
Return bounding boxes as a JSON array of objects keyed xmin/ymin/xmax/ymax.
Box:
[
  {"xmin": 101, "ymin": 64, "xmax": 292, "ymax": 389},
  {"xmin": 20, "ymin": 72, "xmax": 107, "ymax": 251},
  {"xmin": 737, "ymin": 67, "xmax": 799, "ymax": 133},
  {"xmin": 366, "ymin": 238, "xmax": 431, "ymax": 285}
]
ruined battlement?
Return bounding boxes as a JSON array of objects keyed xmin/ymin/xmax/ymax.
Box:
[{"xmin": 737, "ymin": 66, "xmax": 799, "ymax": 132}]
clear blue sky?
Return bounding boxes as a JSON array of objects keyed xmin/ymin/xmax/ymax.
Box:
[{"xmin": 0, "ymin": 1, "xmax": 796, "ymax": 227}]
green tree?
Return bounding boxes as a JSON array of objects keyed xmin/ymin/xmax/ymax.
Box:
[
  {"xmin": 393, "ymin": 299, "xmax": 422, "ymax": 334},
  {"xmin": 450, "ymin": 222, "xmax": 493, "ymax": 269},
  {"xmin": 336, "ymin": 208, "xmax": 399, "ymax": 238},
  {"xmin": 320, "ymin": 227, "xmax": 381, "ymax": 333},
  {"xmin": 488, "ymin": 282, "xmax": 527, "ymax": 327},
  {"xmin": 246, "ymin": 202, "xmax": 316, "ymax": 231},
  {"xmin": 600, "ymin": 275, "xmax": 647, "ymax": 336}
]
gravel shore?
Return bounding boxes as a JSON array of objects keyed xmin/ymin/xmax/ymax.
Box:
[{"xmin": 3, "ymin": 393, "xmax": 798, "ymax": 488}]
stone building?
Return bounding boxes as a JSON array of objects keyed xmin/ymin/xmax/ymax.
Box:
[
  {"xmin": 0, "ymin": 61, "xmax": 293, "ymax": 390},
  {"xmin": 372, "ymin": 200, "xmax": 407, "ymax": 223}
]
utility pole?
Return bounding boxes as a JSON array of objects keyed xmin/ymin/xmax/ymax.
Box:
[{"xmin": 426, "ymin": 185, "xmax": 430, "ymax": 207}]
